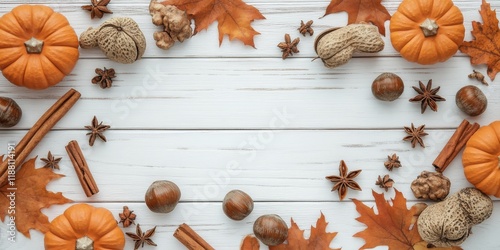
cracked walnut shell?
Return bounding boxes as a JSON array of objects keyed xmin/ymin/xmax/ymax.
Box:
[{"xmin": 411, "ymin": 171, "xmax": 450, "ymax": 201}]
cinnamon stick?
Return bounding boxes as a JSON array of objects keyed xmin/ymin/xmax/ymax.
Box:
[
  {"xmin": 433, "ymin": 119, "xmax": 480, "ymax": 172},
  {"xmin": 174, "ymin": 223, "xmax": 215, "ymax": 250},
  {"xmin": 0, "ymin": 89, "xmax": 81, "ymax": 186},
  {"xmin": 65, "ymin": 140, "xmax": 99, "ymax": 197}
]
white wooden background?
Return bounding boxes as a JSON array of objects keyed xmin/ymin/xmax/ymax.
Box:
[{"xmin": 1, "ymin": 0, "xmax": 500, "ymax": 249}]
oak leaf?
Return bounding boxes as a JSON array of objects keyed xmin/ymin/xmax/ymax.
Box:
[
  {"xmin": 324, "ymin": 0, "xmax": 390, "ymax": 35},
  {"xmin": 353, "ymin": 189, "xmax": 461, "ymax": 250},
  {"xmin": 0, "ymin": 157, "xmax": 71, "ymax": 237},
  {"xmin": 161, "ymin": 0, "xmax": 265, "ymax": 47},
  {"xmin": 240, "ymin": 235, "xmax": 260, "ymax": 250},
  {"xmin": 459, "ymin": 0, "xmax": 500, "ymax": 80},
  {"xmin": 269, "ymin": 213, "xmax": 340, "ymax": 250}
]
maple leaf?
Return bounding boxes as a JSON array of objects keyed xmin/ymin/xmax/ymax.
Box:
[
  {"xmin": 269, "ymin": 213, "xmax": 340, "ymax": 250},
  {"xmin": 323, "ymin": 0, "xmax": 390, "ymax": 35},
  {"xmin": 353, "ymin": 189, "xmax": 461, "ymax": 250},
  {"xmin": 240, "ymin": 235, "xmax": 260, "ymax": 250},
  {"xmin": 459, "ymin": 0, "xmax": 500, "ymax": 80},
  {"xmin": 0, "ymin": 157, "xmax": 71, "ymax": 238},
  {"xmin": 161, "ymin": 0, "xmax": 265, "ymax": 47}
]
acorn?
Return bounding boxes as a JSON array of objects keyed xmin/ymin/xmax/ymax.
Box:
[
  {"xmin": 253, "ymin": 214, "xmax": 288, "ymax": 246},
  {"xmin": 145, "ymin": 180, "xmax": 181, "ymax": 213},
  {"xmin": 222, "ymin": 190, "xmax": 254, "ymax": 220},
  {"xmin": 0, "ymin": 97, "xmax": 22, "ymax": 127}
]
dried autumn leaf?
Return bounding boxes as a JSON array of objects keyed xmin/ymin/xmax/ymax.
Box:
[
  {"xmin": 353, "ymin": 190, "xmax": 463, "ymax": 250},
  {"xmin": 240, "ymin": 235, "xmax": 260, "ymax": 250},
  {"xmin": 0, "ymin": 157, "xmax": 71, "ymax": 237},
  {"xmin": 269, "ymin": 213, "xmax": 340, "ymax": 250},
  {"xmin": 459, "ymin": 0, "xmax": 500, "ymax": 80},
  {"xmin": 323, "ymin": 0, "xmax": 390, "ymax": 35},
  {"xmin": 161, "ymin": 0, "xmax": 265, "ymax": 47}
]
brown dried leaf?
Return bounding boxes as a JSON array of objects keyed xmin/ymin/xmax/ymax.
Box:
[
  {"xmin": 324, "ymin": 0, "xmax": 390, "ymax": 35},
  {"xmin": 162, "ymin": 0, "xmax": 265, "ymax": 47},
  {"xmin": 0, "ymin": 157, "xmax": 71, "ymax": 237},
  {"xmin": 240, "ymin": 235, "xmax": 260, "ymax": 250},
  {"xmin": 353, "ymin": 189, "xmax": 461, "ymax": 250},
  {"xmin": 459, "ymin": 0, "xmax": 500, "ymax": 80},
  {"xmin": 269, "ymin": 213, "xmax": 340, "ymax": 250}
]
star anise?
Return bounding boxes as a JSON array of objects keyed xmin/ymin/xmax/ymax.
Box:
[
  {"xmin": 92, "ymin": 67, "xmax": 116, "ymax": 89},
  {"xmin": 298, "ymin": 20, "xmax": 314, "ymax": 36},
  {"xmin": 81, "ymin": 0, "xmax": 113, "ymax": 19},
  {"xmin": 40, "ymin": 151, "xmax": 62, "ymax": 170},
  {"xmin": 403, "ymin": 123, "xmax": 428, "ymax": 148},
  {"xmin": 325, "ymin": 160, "xmax": 362, "ymax": 201},
  {"xmin": 409, "ymin": 79, "xmax": 446, "ymax": 113},
  {"xmin": 126, "ymin": 224, "xmax": 157, "ymax": 250},
  {"xmin": 119, "ymin": 206, "xmax": 136, "ymax": 228},
  {"xmin": 375, "ymin": 174, "xmax": 394, "ymax": 192},
  {"xmin": 384, "ymin": 153, "xmax": 401, "ymax": 171},
  {"xmin": 277, "ymin": 33, "xmax": 300, "ymax": 60},
  {"xmin": 85, "ymin": 116, "xmax": 110, "ymax": 146}
]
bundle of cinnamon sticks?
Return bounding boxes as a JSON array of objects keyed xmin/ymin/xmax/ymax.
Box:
[
  {"xmin": 433, "ymin": 119, "xmax": 480, "ymax": 172},
  {"xmin": 66, "ymin": 140, "xmax": 99, "ymax": 197},
  {"xmin": 0, "ymin": 89, "xmax": 80, "ymax": 186}
]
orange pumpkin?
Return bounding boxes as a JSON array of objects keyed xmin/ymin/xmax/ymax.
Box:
[
  {"xmin": 462, "ymin": 121, "xmax": 500, "ymax": 197},
  {"xmin": 44, "ymin": 204, "xmax": 125, "ymax": 250},
  {"xmin": 0, "ymin": 5, "xmax": 79, "ymax": 89},
  {"xmin": 389, "ymin": 0, "xmax": 465, "ymax": 65}
]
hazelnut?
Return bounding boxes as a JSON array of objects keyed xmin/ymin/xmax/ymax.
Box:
[
  {"xmin": 253, "ymin": 214, "xmax": 288, "ymax": 246},
  {"xmin": 455, "ymin": 85, "xmax": 487, "ymax": 116},
  {"xmin": 145, "ymin": 180, "xmax": 181, "ymax": 213},
  {"xmin": 222, "ymin": 190, "xmax": 254, "ymax": 220},
  {"xmin": 371, "ymin": 72, "xmax": 404, "ymax": 101},
  {"xmin": 0, "ymin": 97, "xmax": 22, "ymax": 127}
]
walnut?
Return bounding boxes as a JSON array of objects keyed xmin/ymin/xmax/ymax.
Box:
[
  {"xmin": 79, "ymin": 17, "xmax": 146, "ymax": 64},
  {"xmin": 149, "ymin": 0, "xmax": 192, "ymax": 50},
  {"xmin": 410, "ymin": 171, "xmax": 450, "ymax": 201}
]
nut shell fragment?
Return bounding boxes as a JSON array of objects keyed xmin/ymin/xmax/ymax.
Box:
[{"xmin": 79, "ymin": 17, "xmax": 146, "ymax": 63}]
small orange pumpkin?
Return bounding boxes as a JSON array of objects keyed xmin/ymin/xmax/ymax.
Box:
[
  {"xmin": 0, "ymin": 5, "xmax": 79, "ymax": 89},
  {"xmin": 389, "ymin": 0, "xmax": 465, "ymax": 65},
  {"xmin": 44, "ymin": 203, "xmax": 125, "ymax": 250},
  {"xmin": 462, "ymin": 121, "xmax": 500, "ymax": 197}
]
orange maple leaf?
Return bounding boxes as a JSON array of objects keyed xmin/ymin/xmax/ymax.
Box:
[
  {"xmin": 269, "ymin": 213, "xmax": 340, "ymax": 250},
  {"xmin": 459, "ymin": 0, "xmax": 500, "ymax": 80},
  {"xmin": 0, "ymin": 157, "xmax": 71, "ymax": 238},
  {"xmin": 323, "ymin": 0, "xmax": 390, "ymax": 35},
  {"xmin": 161, "ymin": 0, "xmax": 265, "ymax": 47},
  {"xmin": 353, "ymin": 189, "xmax": 462, "ymax": 250},
  {"xmin": 240, "ymin": 235, "xmax": 260, "ymax": 250}
]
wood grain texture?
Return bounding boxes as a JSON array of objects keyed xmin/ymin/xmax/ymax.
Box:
[{"xmin": 0, "ymin": 0, "xmax": 499, "ymax": 249}]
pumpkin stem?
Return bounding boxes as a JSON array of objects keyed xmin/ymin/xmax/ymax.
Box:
[
  {"xmin": 24, "ymin": 37, "xmax": 44, "ymax": 54},
  {"xmin": 76, "ymin": 236, "xmax": 94, "ymax": 250},
  {"xmin": 420, "ymin": 18, "xmax": 439, "ymax": 37}
]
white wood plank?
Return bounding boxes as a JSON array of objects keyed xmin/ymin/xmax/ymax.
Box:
[
  {"xmin": 0, "ymin": 1, "xmax": 497, "ymax": 58},
  {"xmin": 1, "ymin": 57, "xmax": 498, "ymax": 129},
  {"xmin": 1, "ymin": 201, "xmax": 500, "ymax": 249},
  {"xmin": 0, "ymin": 130, "xmax": 487, "ymax": 202}
]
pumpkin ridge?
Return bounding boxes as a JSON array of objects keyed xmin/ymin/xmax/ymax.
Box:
[
  {"xmin": 41, "ymin": 53, "xmax": 66, "ymax": 77},
  {"xmin": 38, "ymin": 12, "xmax": 66, "ymax": 40}
]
